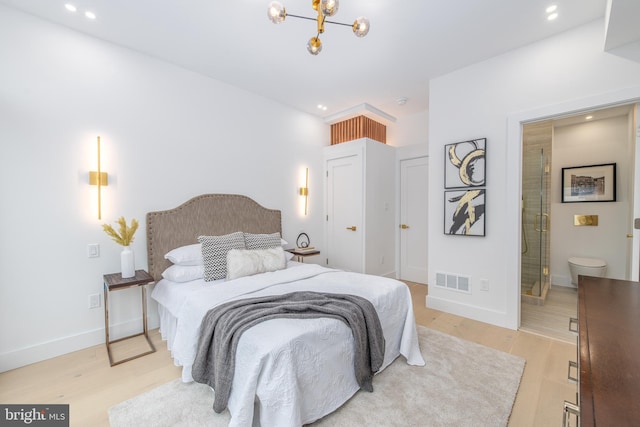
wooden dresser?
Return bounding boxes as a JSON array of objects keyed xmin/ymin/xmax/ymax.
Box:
[{"xmin": 576, "ymin": 276, "xmax": 640, "ymax": 426}]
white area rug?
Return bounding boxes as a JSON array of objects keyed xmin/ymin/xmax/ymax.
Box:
[{"xmin": 109, "ymin": 326, "xmax": 525, "ymax": 426}]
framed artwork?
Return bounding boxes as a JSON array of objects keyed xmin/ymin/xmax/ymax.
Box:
[
  {"xmin": 444, "ymin": 138, "xmax": 486, "ymax": 189},
  {"xmin": 561, "ymin": 163, "xmax": 616, "ymax": 203},
  {"xmin": 444, "ymin": 189, "xmax": 486, "ymax": 236}
]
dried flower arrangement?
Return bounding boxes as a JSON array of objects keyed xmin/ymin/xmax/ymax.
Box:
[{"xmin": 102, "ymin": 217, "xmax": 139, "ymax": 247}]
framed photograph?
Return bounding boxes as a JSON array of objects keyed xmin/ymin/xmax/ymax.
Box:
[
  {"xmin": 444, "ymin": 189, "xmax": 486, "ymax": 236},
  {"xmin": 561, "ymin": 163, "xmax": 616, "ymax": 203},
  {"xmin": 444, "ymin": 138, "xmax": 486, "ymax": 189}
]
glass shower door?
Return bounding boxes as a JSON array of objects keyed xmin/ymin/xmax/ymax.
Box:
[
  {"xmin": 532, "ymin": 149, "xmax": 549, "ymax": 297},
  {"xmin": 522, "ymin": 128, "xmax": 551, "ymax": 301}
]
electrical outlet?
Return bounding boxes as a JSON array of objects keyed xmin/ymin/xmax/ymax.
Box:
[
  {"xmin": 480, "ymin": 278, "xmax": 489, "ymax": 291},
  {"xmin": 88, "ymin": 293, "xmax": 101, "ymax": 309},
  {"xmin": 87, "ymin": 243, "xmax": 100, "ymax": 258}
]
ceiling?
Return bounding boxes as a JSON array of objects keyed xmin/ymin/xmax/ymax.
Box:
[{"xmin": 3, "ymin": 0, "xmax": 637, "ymax": 121}]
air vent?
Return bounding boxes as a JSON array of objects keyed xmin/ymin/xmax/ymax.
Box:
[{"xmin": 435, "ymin": 271, "xmax": 472, "ymax": 294}]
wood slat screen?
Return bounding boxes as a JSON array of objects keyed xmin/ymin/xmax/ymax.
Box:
[{"xmin": 330, "ymin": 115, "xmax": 386, "ymax": 145}]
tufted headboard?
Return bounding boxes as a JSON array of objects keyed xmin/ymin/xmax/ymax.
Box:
[{"xmin": 146, "ymin": 194, "xmax": 282, "ymax": 281}]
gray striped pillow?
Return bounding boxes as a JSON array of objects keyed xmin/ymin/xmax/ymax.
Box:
[
  {"xmin": 244, "ymin": 232, "xmax": 282, "ymax": 250},
  {"xmin": 198, "ymin": 232, "xmax": 246, "ymax": 281}
]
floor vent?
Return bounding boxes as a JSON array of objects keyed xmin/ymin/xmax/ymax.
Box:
[{"xmin": 435, "ymin": 272, "xmax": 471, "ymax": 293}]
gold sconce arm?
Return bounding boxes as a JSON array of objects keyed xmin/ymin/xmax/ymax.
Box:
[
  {"xmin": 89, "ymin": 136, "xmax": 108, "ymax": 219},
  {"xmin": 299, "ymin": 167, "xmax": 309, "ymax": 215},
  {"xmin": 89, "ymin": 171, "xmax": 108, "ymax": 186}
]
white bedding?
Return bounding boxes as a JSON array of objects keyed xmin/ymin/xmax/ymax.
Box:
[{"xmin": 151, "ymin": 263, "xmax": 425, "ymax": 427}]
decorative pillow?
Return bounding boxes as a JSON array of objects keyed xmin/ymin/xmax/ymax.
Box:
[
  {"xmin": 161, "ymin": 264, "xmax": 204, "ymax": 283},
  {"xmin": 226, "ymin": 247, "xmax": 287, "ymax": 280},
  {"xmin": 164, "ymin": 243, "xmax": 203, "ymax": 266},
  {"xmin": 244, "ymin": 232, "xmax": 282, "ymax": 250},
  {"xmin": 198, "ymin": 232, "xmax": 246, "ymax": 281}
]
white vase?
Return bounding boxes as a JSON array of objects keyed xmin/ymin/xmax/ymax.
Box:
[{"xmin": 120, "ymin": 246, "xmax": 135, "ymax": 278}]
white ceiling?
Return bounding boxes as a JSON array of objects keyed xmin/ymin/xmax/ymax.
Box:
[{"xmin": 4, "ymin": 0, "xmax": 635, "ymax": 121}]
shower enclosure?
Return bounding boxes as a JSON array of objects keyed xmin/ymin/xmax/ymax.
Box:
[{"xmin": 521, "ymin": 122, "xmax": 551, "ymax": 303}]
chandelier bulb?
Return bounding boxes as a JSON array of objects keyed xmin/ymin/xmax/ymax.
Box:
[
  {"xmin": 267, "ymin": 1, "xmax": 287, "ymax": 24},
  {"xmin": 320, "ymin": 0, "xmax": 339, "ymax": 17},
  {"xmin": 307, "ymin": 37, "xmax": 322, "ymax": 55},
  {"xmin": 353, "ymin": 16, "xmax": 370, "ymax": 37}
]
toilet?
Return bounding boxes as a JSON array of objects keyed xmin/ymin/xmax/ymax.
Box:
[{"xmin": 568, "ymin": 257, "xmax": 607, "ymax": 285}]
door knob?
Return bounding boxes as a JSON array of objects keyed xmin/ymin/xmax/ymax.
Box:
[
  {"xmin": 346, "ymin": 226, "xmax": 357, "ymax": 231},
  {"xmin": 627, "ymin": 234, "xmax": 633, "ymax": 238},
  {"xmin": 400, "ymin": 224, "xmax": 410, "ymax": 229}
]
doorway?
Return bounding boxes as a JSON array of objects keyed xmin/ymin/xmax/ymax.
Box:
[
  {"xmin": 326, "ymin": 154, "xmax": 363, "ymax": 272},
  {"xmin": 399, "ymin": 156, "xmax": 428, "ymax": 283},
  {"xmin": 519, "ymin": 104, "xmax": 637, "ymax": 340}
]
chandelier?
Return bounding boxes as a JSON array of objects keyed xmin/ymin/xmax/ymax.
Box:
[{"xmin": 267, "ymin": 0, "xmax": 370, "ymax": 55}]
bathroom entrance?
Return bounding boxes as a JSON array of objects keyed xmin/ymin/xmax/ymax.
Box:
[
  {"xmin": 521, "ymin": 121, "xmax": 551, "ymax": 305},
  {"xmin": 518, "ymin": 103, "xmax": 638, "ymax": 341}
]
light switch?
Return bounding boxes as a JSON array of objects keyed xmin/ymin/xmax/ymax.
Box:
[{"xmin": 88, "ymin": 243, "xmax": 100, "ymax": 258}]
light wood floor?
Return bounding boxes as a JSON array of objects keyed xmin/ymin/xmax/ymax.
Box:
[
  {"xmin": 0, "ymin": 283, "xmax": 577, "ymax": 427},
  {"xmin": 520, "ymin": 286, "xmax": 578, "ymax": 344}
]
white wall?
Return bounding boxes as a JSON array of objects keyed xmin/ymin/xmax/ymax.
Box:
[
  {"xmin": 550, "ymin": 115, "xmax": 632, "ymax": 286},
  {"xmin": 388, "ymin": 110, "xmax": 429, "ymax": 148},
  {"xmin": 427, "ymin": 19, "xmax": 640, "ymax": 329},
  {"xmin": 0, "ymin": 6, "xmax": 329, "ymax": 371}
]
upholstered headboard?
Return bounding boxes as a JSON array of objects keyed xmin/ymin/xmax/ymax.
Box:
[{"xmin": 146, "ymin": 194, "xmax": 282, "ymax": 281}]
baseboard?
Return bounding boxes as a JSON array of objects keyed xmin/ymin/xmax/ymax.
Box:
[
  {"xmin": 0, "ymin": 316, "xmax": 160, "ymax": 373},
  {"xmin": 426, "ymin": 294, "xmax": 513, "ymax": 330}
]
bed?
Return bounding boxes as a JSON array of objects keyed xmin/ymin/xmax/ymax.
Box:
[{"xmin": 147, "ymin": 194, "xmax": 425, "ymax": 427}]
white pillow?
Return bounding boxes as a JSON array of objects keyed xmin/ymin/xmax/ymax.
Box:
[
  {"xmin": 164, "ymin": 243, "xmax": 203, "ymax": 266},
  {"xmin": 226, "ymin": 247, "xmax": 287, "ymax": 280},
  {"xmin": 161, "ymin": 264, "xmax": 204, "ymax": 283}
]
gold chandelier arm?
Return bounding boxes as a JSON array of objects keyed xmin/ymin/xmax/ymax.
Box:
[
  {"xmin": 315, "ymin": 5, "xmax": 325, "ymax": 33},
  {"xmin": 286, "ymin": 13, "xmax": 316, "ymax": 21},
  {"xmin": 286, "ymin": 14, "xmax": 352, "ymax": 28},
  {"xmin": 323, "ymin": 19, "xmax": 352, "ymax": 27}
]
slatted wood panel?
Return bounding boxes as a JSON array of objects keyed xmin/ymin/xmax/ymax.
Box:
[{"xmin": 330, "ymin": 115, "xmax": 386, "ymax": 145}]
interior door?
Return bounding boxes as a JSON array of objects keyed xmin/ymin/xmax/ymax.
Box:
[
  {"xmin": 326, "ymin": 154, "xmax": 363, "ymax": 272},
  {"xmin": 399, "ymin": 156, "xmax": 428, "ymax": 283}
]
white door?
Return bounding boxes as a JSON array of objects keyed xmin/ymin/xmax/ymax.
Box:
[
  {"xmin": 399, "ymin": 156, "xmax": 428, "ymax": 283},
  {"xmin": 326, "ymin": 154, "xmax": 363, "ymax": 272}
]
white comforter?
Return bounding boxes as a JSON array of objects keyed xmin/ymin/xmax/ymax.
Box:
[{"xmin": 151, "ymin": 263, "xmax": 425, "ymax": 427}]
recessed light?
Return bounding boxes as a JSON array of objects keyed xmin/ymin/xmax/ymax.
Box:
[
  {"xmin": 85, "ymin": 11, "xmax": 96, "ymax": 20},
  {"xmin": 65, "ymin": 4, "xmax": 77, "ymax": 12},
  {"xmin": 585, "ymin": 115, "xmax": 593, "ymax": 120},
  {"xmin": 547, "ymin": 12, "xmax": 558, "ymax": 21},
  {"xmin": 317, "ymin": 104, "xmax": 327, "ymax": 111},
  {"xmin": 546, "ymin": 5, "xmax": 558, "ymax": 14}
]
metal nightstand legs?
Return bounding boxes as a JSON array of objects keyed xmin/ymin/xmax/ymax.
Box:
[{"xmin": 103, "ymin": 283, "xmax": 156, "ymax": 366}]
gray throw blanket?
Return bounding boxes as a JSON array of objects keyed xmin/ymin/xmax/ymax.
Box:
[{"xmin": 191, "ymin": 291, "xmax": 386, "ymax": 413}]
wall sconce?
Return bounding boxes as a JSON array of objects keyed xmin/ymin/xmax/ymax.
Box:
[
  {"xmin": 299, "ymin": 167, "xmax": 309, "ymax": 215},
  {"xmin": 89, "ymin": 136, "xmax": 108, "ymax": 219}
]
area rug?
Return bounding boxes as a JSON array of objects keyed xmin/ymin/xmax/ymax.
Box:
[{"xmin": 109, "ymin": 326, "xmax": 525, "ymax": 426}]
